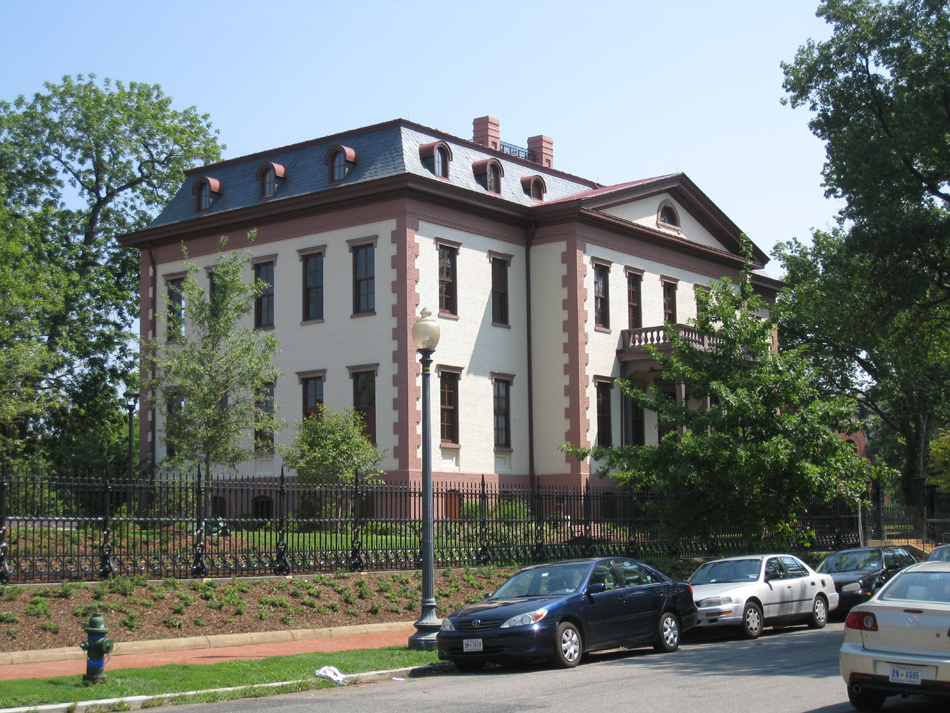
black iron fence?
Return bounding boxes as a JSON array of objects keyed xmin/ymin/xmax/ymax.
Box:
[{"xmin": 0, "ymin": 465, "xmax": 939, "ymax": 584}]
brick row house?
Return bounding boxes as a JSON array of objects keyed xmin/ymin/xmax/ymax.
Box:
[{"xmin": 120, "ymin": 116, "xmax": 780, "ymax": 490}]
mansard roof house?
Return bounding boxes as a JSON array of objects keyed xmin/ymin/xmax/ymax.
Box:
[{"xmin": 120, "ymin": 116, "xmax": 780, "ymax": 489}]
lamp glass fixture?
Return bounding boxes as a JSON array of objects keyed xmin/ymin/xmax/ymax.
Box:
[{"xmin": 412, "ymin": 307, "xmax": 441, "ymax": 350}]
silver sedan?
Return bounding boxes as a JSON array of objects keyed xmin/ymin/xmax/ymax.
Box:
[
  {"xmin": 839, "ymin": 560, "xmax": 950, "ymax": 710},
  {"xmin": 689, "ymin": 554, "xmax": 840, "ymax": 639}
]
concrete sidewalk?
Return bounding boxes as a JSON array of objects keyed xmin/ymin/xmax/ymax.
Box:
[{"xmin": 0, "ymin": 621, "xmax": 418, "ymax": 681}]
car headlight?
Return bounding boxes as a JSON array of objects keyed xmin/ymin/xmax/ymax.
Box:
[
  {"xmin": 500, "ymin": 608, "xmax": 548, "ymax": 628},
  {"xmin": 841, "ymin": 583, "xmax": 861, "ymax": 593},
  {"xmin": 697, "ymin": 596, "xmax": 733, "ymax": 608},
  {"xmin": 440, "ymin": 618, "xmax": 456, "ymax": 631}
]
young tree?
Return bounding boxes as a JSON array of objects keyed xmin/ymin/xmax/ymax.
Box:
[
  {"xmin": 0, "ymin": 74, "xmax": 222, "ymax": 462},
  {"xmin": 562, "ymin": 255, "xmax": 875, "ymax": 553},
  {"xmin": 146, "ymin": 235, "xmax": 283, "ymax": 479},
  {"xmin": 280, "ymin": 405, "xmax": 385, "ymax": 485}
]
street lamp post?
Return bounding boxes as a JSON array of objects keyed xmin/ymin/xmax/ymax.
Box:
[
  {"xmin": 408, "ymin": 307, "xmax": 441, "ymax": 650},
  {"xmin": 123, "ymin": 392, "xmax": 139, "ymax": 480}
]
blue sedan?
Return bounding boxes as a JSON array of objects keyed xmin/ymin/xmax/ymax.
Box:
[{"xmin": 436, "ymin": 557, "xmax": 698, "ymax": 671}]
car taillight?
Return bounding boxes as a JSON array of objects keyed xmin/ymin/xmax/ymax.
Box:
[{"xmin": 845, "ymin": 611, "xmax": 878, "ymax": 631}]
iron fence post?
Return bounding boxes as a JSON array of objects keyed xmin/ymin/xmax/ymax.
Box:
[
  {"xmin": 533, "ymin": 481, "xmax": 545, "ymax": 563},
  {"xmin": 0, "ymin": 458, "xmax": 9, "ymax": 584},
  {"xmin": 584, "ymin": 482, "xmax": 594, "ymax": 557},
  {"xmin": 626, "ymin": 488, "xmax": 638, "ymax": 558},
  {"xmin": 191, "ymin": 467, "xmax": 208, "ymax": 578},
  {"xmin": 477, "ymin": 475, "xmax": 492, "ymax": 565},
  {"xmin": 99, "ymin": 476, "xmax": 116, "ymax": 579},
  {"xmin": 273, "ymin": 467, "xmax": 291, "ymax": 575},
  {"xmin": 349, "ymin": 469, "xmax": 365, "ymax": 571}
]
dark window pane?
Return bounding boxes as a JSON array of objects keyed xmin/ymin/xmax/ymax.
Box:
[
  {"xmin": 255, "ymin": 262, "xmax": 275, "ymax": 328},
  {"xmin": 596, "ymin": 382, "xmax": 612, "ymax": 447},
  {"xmin": 440, "ymin": 372, "xmax": 459, "ymax": 444},
  {"xmin": 492, "ymin": 257, "xmax": 508, "ymax": 325},
  {"xmin": 493, "ymin": 379, "xmax": 510, "ymax": 448},
  {"xmin": 167, "ymin": 278, "xmax": 185, "ymax": 341},
  {"xmin": 354, "ymin": 371, "xmax": 376, "ymax": 444},
  {"xmin": 353, "ymin": 245, "xmax": 375, "ymax": 313},
  {"xmin": 594, "ymin": 265, "xmax": 609, "ymax": 328},
  {"xmin": 303, "ymin": 377, "xmax": 324, "ymax": 417},
  {"xmin": 303, "ymin": 254, "xmax": 324, "ymax": 321},
  {"xmin": 627, "ymin": 274, "xmax": 641, "ymax": 330},
  {"xmin": 438, "ymin": 246, "xmax": 457, "ymax": 315}
]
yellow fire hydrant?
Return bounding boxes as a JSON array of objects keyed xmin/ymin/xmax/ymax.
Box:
[{"xmin": 79, "ymin": 613, "xmax": 114, "ymax": 683}]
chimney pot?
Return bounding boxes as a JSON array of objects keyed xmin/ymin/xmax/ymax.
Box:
[{"xmin": 527, "ymin": 135, "xmax": 554, "ymax": 168}]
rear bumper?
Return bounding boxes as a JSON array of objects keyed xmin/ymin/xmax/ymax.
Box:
[{"xmin": 841, "ymin": 640, "xmax": 950, "ymax": 699}]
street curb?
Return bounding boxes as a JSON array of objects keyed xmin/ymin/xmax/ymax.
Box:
[
  {"xmin": 0, "ymin": 663, "xmax": 448, "ymax": 713},
  {"xmin": 0, "ymin": 621, "xmax": 417, "ymax": 666}
]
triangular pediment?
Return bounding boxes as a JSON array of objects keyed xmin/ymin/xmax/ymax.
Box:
[{"xmin": 562, "ymin": 173, "xmax": 768, "ymax": 266}]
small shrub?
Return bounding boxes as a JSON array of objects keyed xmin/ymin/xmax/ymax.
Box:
[
  {"xmin": 333, "ymin": 570, "xmax": 348, "ymax": 580},
  {"xmin": 377, "ymin": 578, "xmax": 392, "ymax": 593},
  {"xmin": 258, "ymin": 609, "xmax": 268, "ymax": 621},
  {"xmin": 119, "ymin": 612, "xmax": 138, "ymax": 631},
  {"xmin": 205, "ymin": 600, "xmax": 225, "ymax": 610},
  {"xmin": 388, "ymin": 604, "xmax": 401, "ymax": 614},
  {"xmin": 280, "ymin": 615, "xmax": 293, "ymax": 626},
  {"xmin": 26, "ymin": 598, "xmax": 52, "ymax": 618},
  {"xmin": 5, "ymin": 587, "xmax": 22, "ymax": 600},
  {"xmin": 7, "ymin": 629, "xmax": 18, "ymax": 639},
  {"xmin": 162, "ymin": 578, "xmax": 181, "ymax": 590},
  {"xmin": 0, "ymin": 612, "xmax": 19, "ymax": 624},
  {"xmin": 345, "ymin": 607, "xmax": 360, "ymax": 617},
  {"xmin": 194, "ymin": 618, "xmax": 206, "ymax": 627},
  {"xmin": 327, "ymin": 601, "xmax": 339, "ymax": 612},
  {"xmin": 176, "ymin": 593, "xmax": 195, "ymax": 606},
  {"xmin": 260, "ymin": 596, "xmax": 290, "ymax": 608},
  {"xmin": 41, "ymin": 621, "xmax": 60, "ymax": 634},
  {"xmin": 369, "ymin": 602, "xmax": 382, "ymax": 615},
  {"xmin": 172, "ymin": 604, "xmax": 186, "ymax": 615},
  {"xmin": 163, "ymin": 617, "xmax": 183, "ymax": 629},
  {"xmin": 342, "ymin": 592, "xmax": 356, "ymax": 605}
]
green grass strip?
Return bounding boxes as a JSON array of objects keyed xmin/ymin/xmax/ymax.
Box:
[{"xmin": 0, "ymin": 646, "xmax": 441, "ymax": 709}]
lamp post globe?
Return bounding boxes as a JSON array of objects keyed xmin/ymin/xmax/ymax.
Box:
[{"xmin": 408, "ymin": 307, "xmax": 441, "ymax": 650}]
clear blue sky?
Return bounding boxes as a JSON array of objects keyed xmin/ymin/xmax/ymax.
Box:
[{"xmin": 1, "ymin": 0, "xmax": 841, "ymax": 278}]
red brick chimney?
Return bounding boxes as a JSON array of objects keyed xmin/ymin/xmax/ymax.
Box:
[
  {"xmin": 473, "ymin": 116, "xmax": 501, "ymax": 151},
  {"xmin": 527, "ymin": 135, "xmax": 553, "ymax": 168}
]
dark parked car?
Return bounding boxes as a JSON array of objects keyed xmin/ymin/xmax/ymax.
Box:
[
  {"xmin": 926, "ymin": 544, "xmax": 950, "ymax": 562},
  {"xmin": 436, "ymin": 557, "xmax": 698, "ymax": 671},
  {"xmin": 816, "ymin": 546, "xmax": 917, "ymax": 610}
]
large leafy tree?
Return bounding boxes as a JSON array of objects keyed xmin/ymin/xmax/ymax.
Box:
[
  {"xmin": 145, "ymin": 235, "xmax": 284, "ymax": 479},
  {"xmin": 563, "ymin": 258, "xmax": 874, "ymax": 553},
  {"xmin": 0, "ymin": 74, "xmax": 222, "ymax": 466},
  {"xmin": 779, "ymin": 0, "xmax": 950, "ymax": 498}
]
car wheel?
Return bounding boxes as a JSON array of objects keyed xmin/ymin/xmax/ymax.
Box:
[
  {"xmin": 653, "ymin": 612, "xmax": 680, "ymax": 653},
  {"xmin": 739, "ymin": 601, "xmax": 763, "ymax": 639},
  {"xmin": 453, "ymin": 659, "xmax": 483, "ymax": 673},
  {"xmin": 847, "ymin": 685, "xmax": 885, "ymax": 711},
  {"xmin": 553, "ymin": 621, "xmax": 582, "ymax": 668},
  {"xmin": 807, "ymin": 595, "xmax": 828, "ymax": 629}
]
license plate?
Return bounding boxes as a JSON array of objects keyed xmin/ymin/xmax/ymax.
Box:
[
  {"xmin": 889, "ymin": 665, "xmax": 922, "ymax": 685},
  {"xmin": 463, "ymin": 639, "xmax": 483, "ymax": 652}
]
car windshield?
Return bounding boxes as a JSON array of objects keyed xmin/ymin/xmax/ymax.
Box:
[
  {"xmin": 817, "ymin": 550, "xmax": 881, "ymax": 573},
  {"xmin": 880, "ymin": 571, "xmax": 950, "ymax": 603},
  {"xmin": 689, "ymin": 559, "xmax": 761, "ymax": 585},
  {"xmin": 493, "ymin": 564, "xmax": 591, "ymax": 598},
  {"xmin": 926, "ymin": 547, "xmax": 950, "ymax": 562}
]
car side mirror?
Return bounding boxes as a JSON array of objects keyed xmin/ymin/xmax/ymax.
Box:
[
  {"xmin": 587, "ymin": 582, "xmax": 606, "ymax": 596},
  {"xmin": 485, "ymin": 591, "xmax": 493, "ymax": 599}
]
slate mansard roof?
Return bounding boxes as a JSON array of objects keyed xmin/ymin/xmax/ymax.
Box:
[{"xmin": 147, "ymin": 119, "xmax": 600, "ymax": 230}]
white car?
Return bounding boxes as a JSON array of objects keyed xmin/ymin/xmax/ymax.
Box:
[
  {"xmin": 839, "ymin": 560, "xmax": 950, "ymax": 710},
  {"xmin": 689, "ymin": 554, "xmax": 839, "ymax": 639}
]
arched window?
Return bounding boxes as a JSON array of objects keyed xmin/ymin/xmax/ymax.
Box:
[
  {"xmin": 657, "ymin": 200, "xmax": 681, "ymax": 228},
  {"xmin": 488, "ymin": 163, "xmax": 501, "ymax": 194},
  {"xmin": 262, "ymin": 167, "xmax": 276, "ymax": 197},
  {"xmin": 198, "ymin": 182, "xmax": 210, "ymax": 210},
  {"xmin": 332, "ymin": 151, "xmax": 345, "ymax": 181},
  {"xmin": 435, "ymin": 146, "xmax": 448, "ymax": 177}
]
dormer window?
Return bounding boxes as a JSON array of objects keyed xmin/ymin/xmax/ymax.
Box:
[
  {"xmin": 520, "ymin": 175, "xmax": 547, "ymax": 201},
  {"xmin": 192, "ymin": 176, "xmax": 221, "ymax": 213},
  {"xmin": 472, "ymin": 158, "xmax": 504, "ymax": 195},
  {"xmin": 419, "ymin": 141, "xmax": 453, "ymax": 179},
  {"xmin": 255, "ymin": 162, "xmax": 286, "ymax": 200},
  {"xmin": 325, "ymin": 145, "xmax": 358, "ymax": 183},
  {"xmin": 657, "ymin": 200, "xmax": 681, "ymax": 229}
]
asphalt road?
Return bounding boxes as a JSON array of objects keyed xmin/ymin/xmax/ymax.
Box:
[{"xmin": 171, "ymin": 621, "xmax": 947, "ymax": 713}]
